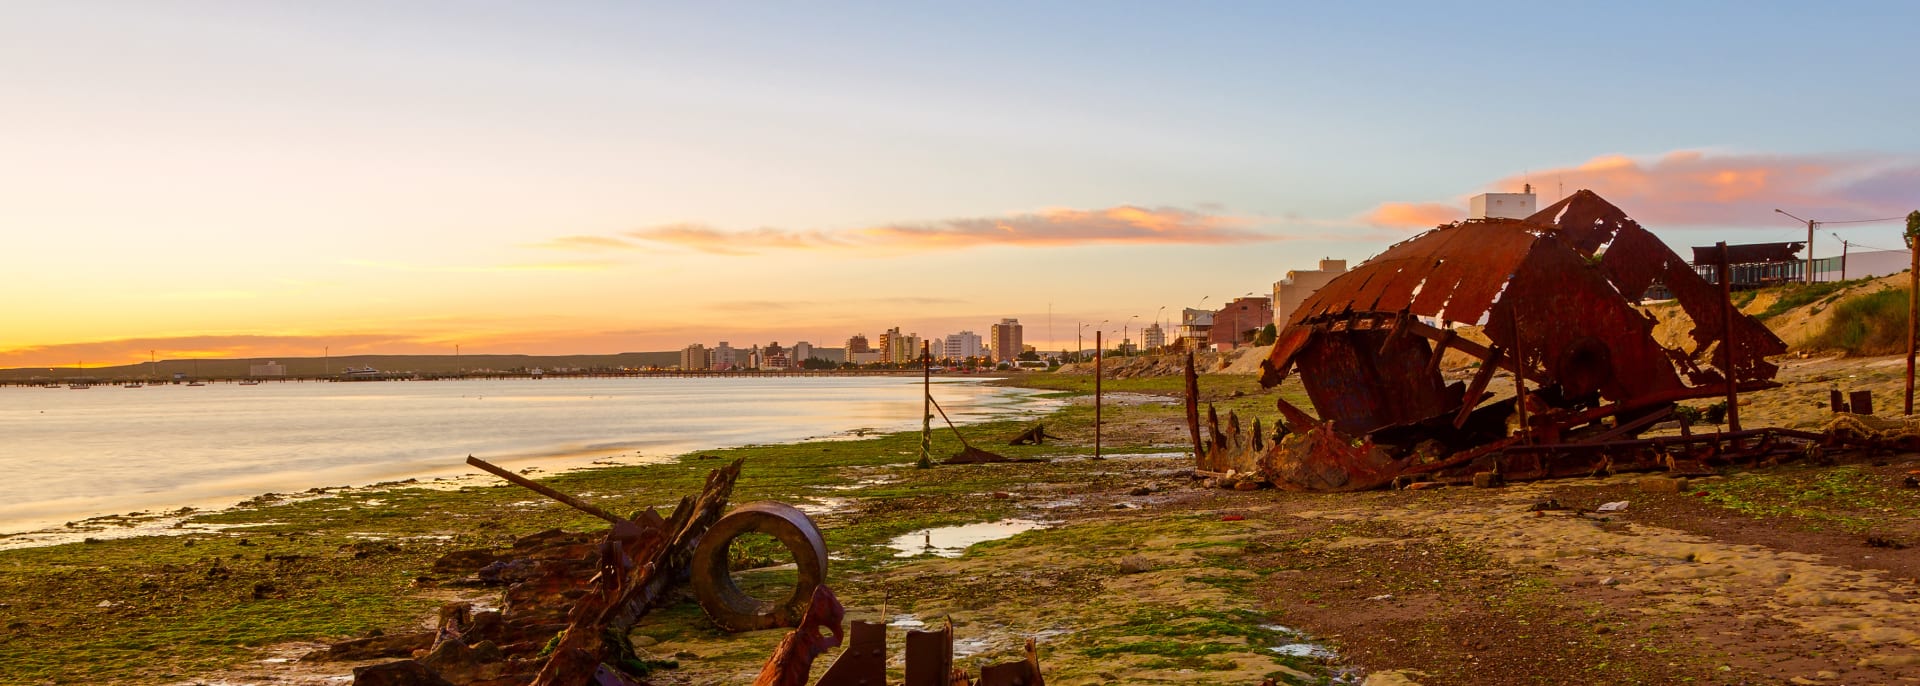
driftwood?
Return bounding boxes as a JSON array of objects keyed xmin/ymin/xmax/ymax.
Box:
[
  {"xmin": 530, "ymin": 458, "xmax": 744, "ymax": 686},
  {"xmin": 1008, "ymin": 424, "xmax": 1061, "ymax": 446}
]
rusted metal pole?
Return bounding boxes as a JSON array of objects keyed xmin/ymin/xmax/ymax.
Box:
[
  {"xmin": 1508, "ymin": 308, "xmax": 1531, "ymax": 445},
  {"xmin": 1094, "ymin": 330, "xmax": 1103, "ymax": 459},
  {"xmin": 1717, "ymin": 242, "xmax": 1741, "ymax": 432},
  {"xmin": 1185, "ymin": 351, "xmax": 1203, "ymax": 459},
  {"xmin": 1908, "ymin": 226, "xmax": 1918, "ymax": 415},
  {"xmin": 919, "ymin": 341, "xmax": 932, "ymax": 468},
  {"xmin": 466, "ymin": 455, "xmax": 625, "ymax": 525}
]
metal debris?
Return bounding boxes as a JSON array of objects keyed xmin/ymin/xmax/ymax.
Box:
[
  {"xmin": 1191, "ymin": 191, "xmax": 1874, "ymax": 491},
  {"xmin": 338, "ymin": 456, "xmax": 836, "ymax": 686}
]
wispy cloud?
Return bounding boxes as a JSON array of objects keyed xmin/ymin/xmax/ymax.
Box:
[
  {"xmin": 540, "ymin": 205, "xmax": 1274, "ymax": 256},
  {"xmin": 1362, "ymin": 150, "xmax": 1920, "ymax": 229},
  {"xmin": 527, "ymin": 235, "xmax": 642, "ymax": 251},
  {"xmin": 347, "ymin": 260, "xmax": 616, "ymax": 273}
]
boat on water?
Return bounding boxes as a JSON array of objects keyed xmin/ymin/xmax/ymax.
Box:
[
  {"xmin": 238, "ymin": 379, "xmax": 261, "ymax": 386},
  {"xmin": 68, "ymin": 383, "xmax": 89, "ymax": 390},
  {"xmin": 122, "ymin": 383, "xmax": 143, "ymax": 388},
  {"xmin": 185, "ymin": 381, "xmax": 206, "ymax": 387},
  {"xmin": 340, "ymin": 366, "xmax": 382, "ymax": 380}
]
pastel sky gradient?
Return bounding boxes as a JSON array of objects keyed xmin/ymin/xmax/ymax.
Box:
[{"xmin": 4, "ymin": 2, "xmax": 1917, "ymax": 367}]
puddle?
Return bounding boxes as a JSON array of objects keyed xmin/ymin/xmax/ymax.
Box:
[
  {"xmin": 795, "ymin": 497, "xmax": 852, "ymax": 516},
  {"xmin": 1027, "ymin": 498, "xmax": 1082, "ymax": 509},
  {"xmin": 887, "ymin": 518, "xmax": 1051, "ymax": 558},
  {"xmin": 1270, "ymin": 643, "xmax": 1337, "ymax": 658},
  {"xmin": 888, "ymin": 614, "xmax": 926, "ymax": 629},
  {"xmin": 818, "ymin": 475, "xmax": 900, "ymax": 491}
]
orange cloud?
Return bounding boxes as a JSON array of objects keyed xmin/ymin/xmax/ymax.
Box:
[
  {"xmin": 581, "ymin": 205, "xmax": 1271, "ymax": 255},
  {"xmin": 0, "ymin": 334, "xmax": 421, "ymax": 369},
  {"xmin": 1366, "ymin": 150, "xmax": 1920, "ymax": 229},
  {"xmin": 1361, "ymin": 202, "xmax": 1462, "ymax": 228}
]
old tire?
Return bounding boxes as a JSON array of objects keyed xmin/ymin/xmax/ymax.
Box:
[{"xmin": 689, "ymin": 501, "xmax": 828, "ymax": 632}]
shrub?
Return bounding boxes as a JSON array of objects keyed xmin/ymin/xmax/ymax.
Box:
[{"xmin": 1808, "ymin": 288, "xmax": 1911, "ymax": 355}]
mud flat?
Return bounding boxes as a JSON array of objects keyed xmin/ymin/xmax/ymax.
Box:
[{"xmin": 5, "ymin": 360, "xmax": 1920, "ymax": 685}]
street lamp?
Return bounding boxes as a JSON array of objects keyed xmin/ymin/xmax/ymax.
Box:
[
  {"xmin": 1126, "ymin": 315, "xmax": 1140, "ymax": 357},
  {"xmin": 1775, "ymin": 209, "xmax": 1820, "ymax": 284}
]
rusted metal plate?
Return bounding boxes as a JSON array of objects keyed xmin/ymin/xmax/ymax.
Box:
[{"xmin": 1225, "ymin": 190, "xmax": 1800, "ymax": 493}]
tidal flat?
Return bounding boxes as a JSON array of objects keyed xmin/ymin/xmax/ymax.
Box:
[{"xmin": 8, "ymin": 368, "xmax": 1920, "ymax": 685}]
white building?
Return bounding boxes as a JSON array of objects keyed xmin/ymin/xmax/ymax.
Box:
[
  {"xmin": 1177, "ymin": 309, "xmax": 1213, "ymax": 348},
  {"xmin": 791, "ymin": 341, "xmax": 814, "ymax": 364},
  {"xmin": 1469, "ymin": 188, "xmax": 1537, "ymax": 220},
  {"xmin": 710, "ymin": 341, "xmax": 737, "ymax": 371},
  {"xmin": 249, "ymin": 361, "xmax": 287, "ymax": 377},
  {"xmin": 1272, "ymin": 258, "xmax": 1349, "ymax": 326},
  {"xmin": 942, "ymin": 331, "xmax": 984, "ymax": 360},
  {"xmin": 1142, "ymin": 323, "xmax": 1166, "ymax": 351}
]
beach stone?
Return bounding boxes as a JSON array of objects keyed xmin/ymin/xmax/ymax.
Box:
[
  {"xmin": 350, "ymin": 659, "xmax": 456, "ymax": 686},
  {"xmin": 1128, "ymin": 486, "xmax": 1152, "ymax": 496},
  {"xmin": 309, "ymin": 632, "xmax": 436, "ymax": 662},
  {"xmin": 1473, "ymin": 471, "xmax": 1505, "ymax": 488},
  {"xmin": 1639, "ymin": 476, "xmax": 1687, "ymax": 493},
  {"xmin": 1234, "ymin": 480, "xmax": 1260, "ymax": 491},
  {"xmin": 431, "ymin": 548, "xmax": 501, "ymax": 574}
]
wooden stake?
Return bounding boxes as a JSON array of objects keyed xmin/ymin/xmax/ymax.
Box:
[
  {"xmin": 1718, "ymin": 241, "xmax": 1741, "ymax": 432},
  {"xmin": 1094, "ymin": 331, "xmax": 1103, "ymax": 459}
]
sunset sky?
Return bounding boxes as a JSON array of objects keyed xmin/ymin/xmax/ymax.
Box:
[{"xmin": 5, "ymin": 2, "xmax": 1917, "ymax": 368}]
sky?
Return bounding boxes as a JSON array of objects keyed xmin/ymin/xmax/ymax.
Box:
[{"xmin": 4, "ymin": 1, "xmax": 1918, "ymax": 368}]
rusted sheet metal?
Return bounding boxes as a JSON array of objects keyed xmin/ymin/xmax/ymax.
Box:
[
  {"xmin": 1286, "ymin": 220, "xmax": 1539, "ymax": 327},
  {"xmin": 1531, "ymin": 191, "xmax": 1785, "ymax": 383},
  {"xmin": 751, "ymin": 586, "xmax": 845, "ymax": 686},
  {"xmin": 1221, "ymin": 190, "xmax": 1802, "ymax": 492},
  {"xmin": 1693, "ymin": 242, "xmax": 1804, "ymax": 265}
]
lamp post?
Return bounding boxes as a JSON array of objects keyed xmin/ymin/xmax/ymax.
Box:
[
  {"xmin": 1775, "ymin": 209, "xmax": 1820, "ymax": 284},
  {"xmin": 1126, "ymin": 315, "xmax": 1139, "ymax": 357},
  {"xmin": 1077, "ymin": 322, "xmax": 1091, "ymax": 363}
]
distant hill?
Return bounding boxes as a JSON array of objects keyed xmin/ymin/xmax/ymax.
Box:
[{"xmin": 0, "ymin": 352, "xmax": 682, "ymax": 381}]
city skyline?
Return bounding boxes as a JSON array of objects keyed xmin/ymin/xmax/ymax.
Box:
[{"xmin": 5, "ymin": 3, "xmax": 1917, "ymax": 368}]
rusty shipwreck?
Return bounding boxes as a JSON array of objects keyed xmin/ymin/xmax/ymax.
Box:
[{"xmin": 1191, "ymin": 190, "xmax": 1834, "ymax": 491}]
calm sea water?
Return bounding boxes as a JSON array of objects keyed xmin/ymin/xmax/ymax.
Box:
[{"xmin": 0, "ymin": 376, "xmax": 1051, "ymax": 535}]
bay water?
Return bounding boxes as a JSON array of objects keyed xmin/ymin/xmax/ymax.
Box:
[{"xmin": 0, "ymin": 376, "xmax": 1051, "ymax": 539}]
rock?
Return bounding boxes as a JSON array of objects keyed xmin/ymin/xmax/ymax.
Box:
[
  {"xmin": 1599, "ymin": 576, "xmax": 1619, "ymax": 586},
  {"xmin": 1128, "ymin": 486, "xmax": 1152, "ymax": 496},
  {"xmin": 1638, "ymin": 476, "xmax": 1687, "ymax": 493},
  {"xmin": 1234, "ymin": 480, "xmax": 1261, "ymax": 491},
  {"xmin": 351, "ymin": 659, "xmax": 456, "ymax": 686},
  {"xmin": 431, "ymin": 549, "xmax": 503, "ymax": 574},
  {"xmin": 420, "ymin": 639, "xmax": 506, "ymax": 684},
  {"xmin": 1472, "ymin": 471, "xmax": 1505, "ymax": 488},
  {"xmin": 1117, "ymin": 555, "xmax": 1153, "ymax": 574},
  {"xmin": 1405, "ymin": 481, "xmax": 1443, "ymax": 491},
  {"xmin": 308, "ymin": 632, "xmax": 436, "ymax": 662},
  {"xmin": 1366, "ymin": 594, "xmax": 1394, "ymax": 601}
]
